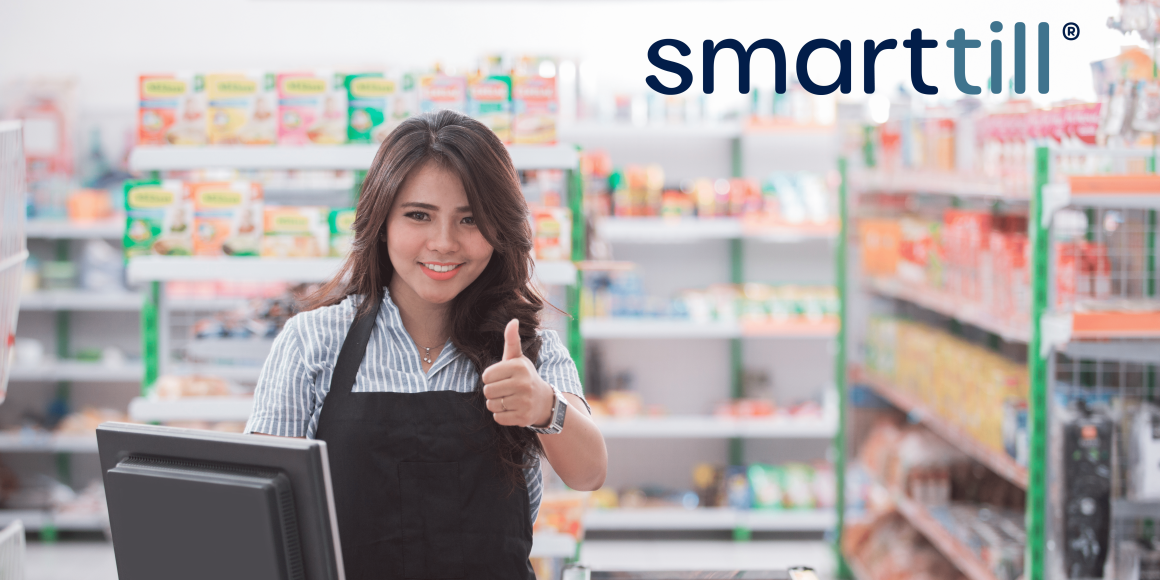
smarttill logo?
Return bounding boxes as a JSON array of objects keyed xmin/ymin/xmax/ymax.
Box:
[{"xmin": 647, "ymin": 22, "xmax": 1057, "ymax": 97}]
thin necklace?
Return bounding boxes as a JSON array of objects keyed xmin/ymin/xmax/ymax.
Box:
[{"xmin": 418, "ymin": 340, "xmax": 445, "ymax": 365}]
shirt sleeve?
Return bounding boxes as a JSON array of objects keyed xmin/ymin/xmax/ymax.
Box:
[
  {"xmin": 245, "ymin": 315, "xmax": 316, "ymax": 437},
  {"xmin": 535, "ymin": 329, "xmax": 589, "ymax": 412}
]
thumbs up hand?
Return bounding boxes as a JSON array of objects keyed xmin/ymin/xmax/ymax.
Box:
[{"xmin": 482, "ymin": 319, "xmax": 555, "ymax": 428}]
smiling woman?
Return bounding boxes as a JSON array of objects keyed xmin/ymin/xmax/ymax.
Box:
[{"xmin": 245, "ymin": 110, "xmax": 606, "ymax": 580}]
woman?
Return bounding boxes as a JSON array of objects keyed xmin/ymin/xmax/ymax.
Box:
[{"xmin": 245, "ymin": 110, "xmax": 607, "ymax": 579}]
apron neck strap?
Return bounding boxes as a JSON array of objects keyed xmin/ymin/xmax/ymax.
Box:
[{"xmin": 330, "ymin": 295, "xmax": 382, "ymax": 398}]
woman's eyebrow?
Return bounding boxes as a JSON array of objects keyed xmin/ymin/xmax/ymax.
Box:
[{"xmin": 398, "ymin": 202, "xmax": 472, "ymax": 212}]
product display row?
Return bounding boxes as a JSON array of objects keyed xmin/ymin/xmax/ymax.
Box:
[{"xmin": 139, "ymin": 64, "xmax": 558, "ymax": 147}]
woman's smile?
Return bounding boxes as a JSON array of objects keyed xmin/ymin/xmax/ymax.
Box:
[{"xmin": 420, "ymin": 261, "xmax": 464, "ymax": 280}]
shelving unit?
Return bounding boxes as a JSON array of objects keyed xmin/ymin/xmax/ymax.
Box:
[
  {"xmin": 0, "ymin": 433, "xmax": 98, "ymax": 453},
  {"xmin": 594, "ymin": 414, "xmax": 837, "ymax": 439},
  {"xmin": 0, "ymin": 510, "xmax": 105, "ymax": 533},
  {"xmin": 127, "ymin": 397, "xmax": 254, "ymax": 422},
  {"xmin": 596, "ymin": 217, "xmax": 837, "ymax": 244},
  {"xmin": 842, "ymin": 146, "xmax": 1160, "ymax": 580},
  {"xmin": 584, "ymin": 507, "xmax": 835, "ymax": 532},
  {"xmin": 23, "ymin": 218, "xmax": 123, "ymax": 240},
  {"xmin": 7, "ymin": 361, "xmax": 141, "ymax": 383},
  {"xmin": 19, "ymin": 290, "xmax": 142, "ymax": 311}
]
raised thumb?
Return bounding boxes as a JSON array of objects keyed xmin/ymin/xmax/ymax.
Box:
[{"xmin": 502, "ymin": 319, "xmax": 522, "ymax": 361}]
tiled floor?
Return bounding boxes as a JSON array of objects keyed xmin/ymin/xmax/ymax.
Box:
[{"xmin": 23, "ymin": 539, "xmax": 835, "ymax": 579}]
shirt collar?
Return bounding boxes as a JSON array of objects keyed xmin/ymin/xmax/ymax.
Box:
[{"xmin": 380, "ymin": 287, "xmax": 462, "ymax": 379}]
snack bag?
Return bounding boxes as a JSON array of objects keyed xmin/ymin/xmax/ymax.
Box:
[
  {"xmin": 468, "ymin": 75, "xmax": 511, "ymax": 142},
  {"xmin": 277, "ymin": 71, "xmax": 347, "ymax": 145},
  {"xmin": 345, "ymin": 73, "xmax": 396, "ymax": 144},
  {"xmin": 723, "ymin": 465, "xmax": 752, "ymax": 510},
  {"xmin": 419, "ymin": 74, "xmax": 468, "ymax": 115},
  {"xmin": 123, "ymin": 180, "xmax": 193, "ymax": 257},
  {"xmin": 138, "ymin": 73, "xmax": 207, "ymax": 145},
  {"xmin": 531, "ymin": 206, "xmax": 571, "ymax": 261},
  {"xmin": 190, "ymin": 182, "xmax": 264, "ymax": 256},
  {"xmin": 328, "ymin": 208, "xmax": 356, "ymax": 257},
  {"xmin": 206, "ymin": 72, "xmax": 277, "ymax": 145},
  {"xmin": 260, "ymin": 207, "xmax": 329, "ymax": 258},
  {"xmin": 512, "ymin": 76, "xmax": 557, "ymax": 145}
]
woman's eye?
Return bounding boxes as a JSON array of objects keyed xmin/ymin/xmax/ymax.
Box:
[
  {"xmin": 461, "ymin": 216, "xmax": 476, "ymax": 225},
  {"xmin": 404, "ymin": 211, "xmax": 430, "ymax": 221}
]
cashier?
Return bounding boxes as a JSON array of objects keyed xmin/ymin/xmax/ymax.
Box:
[{"xmin": 246, "ymin": 110, "xmax": 607, "ymax": 579}]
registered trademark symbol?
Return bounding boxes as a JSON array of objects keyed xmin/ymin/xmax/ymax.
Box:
[{"xmin": 1063, "ymin": 22, "xmax": 1080, "ymax": 40}]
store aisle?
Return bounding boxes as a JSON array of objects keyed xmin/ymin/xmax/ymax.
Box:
[
  {"xmin": 579, "ymin": 540, "xmax": 834, "ymax": 577},
  {"xmin": 26, "ymin": 541, "xmax": 117, "ymax": 580}
]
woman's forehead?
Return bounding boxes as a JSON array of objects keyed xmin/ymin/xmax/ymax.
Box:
[{"xmin": 396, "ymin": 161, "xmax": 468, "ymax": 207}]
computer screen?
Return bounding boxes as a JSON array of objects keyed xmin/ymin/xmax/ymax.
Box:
[{"xmin": 97, "ymin": 422, "xmax": 345, "ymax": 580}]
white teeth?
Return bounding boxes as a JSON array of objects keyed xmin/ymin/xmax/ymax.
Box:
[{"xmin": 423, "ymin": 263, "xmax": 459, "ymax": 273}]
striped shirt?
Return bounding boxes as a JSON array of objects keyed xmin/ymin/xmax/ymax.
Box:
[{"xmin": 244, "ymin": 289, "xmax": 584, "ymax": 524}]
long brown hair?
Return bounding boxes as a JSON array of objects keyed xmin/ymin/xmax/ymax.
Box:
[{"xmin": 305, "ymin": 110, "xmax": 546, "ymax": 483}]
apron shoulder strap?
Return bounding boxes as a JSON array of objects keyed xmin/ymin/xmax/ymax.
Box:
[{"xmin": 329, "ymin": 294, "xmax": 382, "ymax": 398}]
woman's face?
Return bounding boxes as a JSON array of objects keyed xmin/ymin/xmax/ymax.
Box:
[{"xmin": 383, "ymin": 160, "xmax": 494, "ymax": 306}]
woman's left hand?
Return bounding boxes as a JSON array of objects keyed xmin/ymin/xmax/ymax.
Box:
[{"xmin": 481, "ymin": 319, "xmax": 555, "ymax": 427}]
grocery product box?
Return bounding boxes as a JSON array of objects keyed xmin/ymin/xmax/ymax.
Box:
[
  {"xmin": 419, "ymin": 74, "xmax": 468, "ymax": 115},
  {"xmin": 138, "ymin": 73, "xmax": 207, "ymax": 145},
  {"xmin": 531, "ymin": 206, "xmax": 571, "ymax": 261},
  {"xmin": 345, "ymin": 73, "xmax": 394, "ymax": 144},
  {"xmin": 260, "ymin": 207, "xmax": 330, "ymax": 258},
  {"xmin": 206, "ymin": 72, "xmax": 277, "ymax": 145},
  {"xmin": 123, "ymin": 180, "xmax": 194, "ymax": 257},
  {"xmin": 277, "ymin": 71, "xmax": 347, "ymax": 145},
  {"xmin": 512, "ymin": 76, "xmax": 557, "ymax": 145},
  {"xmin": 467, "ymin": 75, "xmax": 511, "ymax": 142},
  {"xmin": 190, "ymin": 182, "xmax": 264, "ymax": 256},
  {"xmin": 328, "ymin": 208, "xmax": 356, "ymax": 257}
]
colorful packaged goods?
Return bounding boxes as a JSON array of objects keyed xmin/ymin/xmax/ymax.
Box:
[
  {"xmin": 123, "ymin": 180, "xmax": 193, "ymax": 257},
  {"xmin": 328, "ymin": 208, "xmax": 356, "ymax": 257},
  {"xmin": 138, "ymin": 73, "xmax": 207, "ymax": 145},
  {"xmin": 467, "ymin": 75, "xmax": 512, "ymax": 143},
  {"xmin": 206, "ymin": 72, "xmax": 277, "ymax": 145},
  {"xmin": 276, "ymin": 71, "xmax": 347, "ymax": 145},
  {"xmin": 190, "ymin": 181, "xmax": 264, "ymax": 256},
  {"xmin": 419, "ymin": 74, "xmax": 468, "ymax": 115},
  {"xmin": 260, "ymin": 207, "xmax": 329, "ymax": 258},
  {"xmin": 531, "ymin": 207, "xmax": 571, "ymax": 261},
  {"xmin": 512, "ymin": 76, "xmax": 557, "ymax": 145},
  {"xmin": 344, "ymin": 72, "xmax": 396, "ymax": 144}
]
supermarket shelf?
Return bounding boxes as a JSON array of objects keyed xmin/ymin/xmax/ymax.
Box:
[
  {"xmin": 1072, "ymin": 309, "xmax": 1160, "ymax": 339},
  {"xmin": 1112, "ymin": 499, "xmax": 1160, "ymax": 519},
  {"xmin": 583, "ymin": 318, "xmax": 739, "ymax": 338},
  {"xmin": 859, "ymin": 373, "xmax": 1028, "ymax": 490},
  {"xmin": 129, "ymin": 144, "xmax": 577, "ymax": 171},
  {"xmin": 894, "ymin": 495, "xmax": 1000, "ymax": 580},
  {"xmin": 0, "ymin": 510, "xmax": 106, "ymax": 532},
  {"xmin": 866, "ymin": 277, "xmax": 1030, "ymax": 343},
  {"xmin": 856, "ymin": 170, "xmax": 1022, "ymax": 200},
  {"xmin": 128, "ymin": 256, "xmax": 576, "ymax": 286},
  {"xmin": 1065, "ymin": 340, "xmax": 1160, "ymax": 364},
  {"xmin": 594, "ymin": 415, "xmax": 836, "ymax": 438},
  {"xmin": 529, "ymin": 532, "xmax": 576, "ymax": 559},
  {"xmin": 167, "ymin": 297, "xmax": 253, "ymax": 311},
  {"xmin": 24, "ymin": 218, "xmax": 123, "ymax": 239},
  {"xmin": 582, "ymin": 318, "xmax": 837, "ymax": 339},
  {"xmin": 169, "ymin": 364, "xmax": 263, "ymax": 382},
  {"xmin": 1065, "ymin": 174, "xmax": 1160, "ymax": 209},
  {"xmin": 584, "ymin": 507, "xmax": 834, "ymax": 532},
  {"xmin": 128, "ymin": 397, "xmax": 254, "ymax": 422},
  {"xmin": 8, "ymin": 361, "xmax": 142, "ymax": 383},
  {"xmin": 561, "ymin": 122, "xmax": 742, "ymax": 140},
  {"xmin": 596, "ymin": 217, "xmax": 837, "ymax": 243},
  {"xmin": 534, "ymin": 261, "xmax": 577, "ymax": 286},
  {"xmin": 0, "ymin": 433, "xmax": 98, "ymax": 453},
  {"xmin": 20, "ymin": 290, "xmax": 142, "ymax": 311},
  {"xmin": 186, "ymin": 339, "xmax": 275, "ymax": 361},
  {"xmin": 128, "ymin": 256, "xmax": 343, "ymax": 283}
]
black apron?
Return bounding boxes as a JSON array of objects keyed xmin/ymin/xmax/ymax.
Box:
[{"xmin": 314, "ymin": 297, "xmax": 535, "ymax": 580}]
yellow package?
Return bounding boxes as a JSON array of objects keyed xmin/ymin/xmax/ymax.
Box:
[
  {"xmin": 531, "ymin": 206, "xmax": 571, "ymax": 261},
  {"xmin": 261, "ymin": 207, "xmax": 330, "ymax": 258},
  {"xmin": 206, "ymin": 72, "xmax": 277, "ymax": 145}
]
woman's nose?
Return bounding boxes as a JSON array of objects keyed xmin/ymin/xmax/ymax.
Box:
[{"xmin": 427, "ymin": 219, "xmax": 459, "ymax": 253}]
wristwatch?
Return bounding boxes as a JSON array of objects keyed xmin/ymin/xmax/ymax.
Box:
[{"xmin": 528, "ymin": 385, "xmax": 568, "ymax": 435}]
